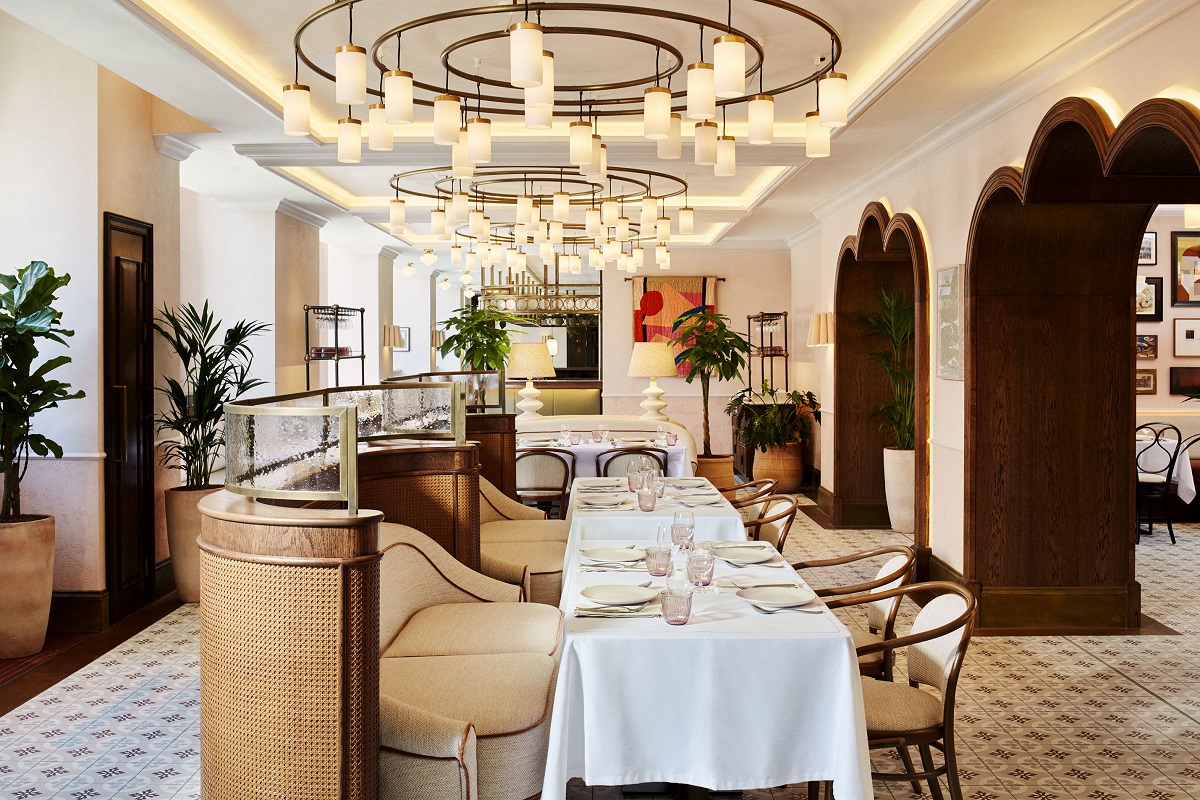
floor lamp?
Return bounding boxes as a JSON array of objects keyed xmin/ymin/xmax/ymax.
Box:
[
  {"xmin": 507, "ymin": 341, "xmax": 557, "ymax": 420},
  {"xmin": 627, "ymin": 342, "xmax": 679, "ymax": 421}
]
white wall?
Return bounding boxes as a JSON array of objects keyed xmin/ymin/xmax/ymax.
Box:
[{"xmin": 391, "ymin": 269, "xmax": 433, "ymax": 376}]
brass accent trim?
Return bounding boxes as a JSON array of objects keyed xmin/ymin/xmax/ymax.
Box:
[
  {"xmin": 507, "ymin": 21, "xmax": 543, "ymax": 32},
  {"xmin": 336, "ymin": 44, "xmax": 367, "ymax": 54},
  {"xmin": 283, "ymin": 83, "xmax": 311, "ymax": 91},
  {"xmin": 687, "ymin": 62, "xmax": 715, "ymax": 71},
  {"xmin": 383, "ymin": 69, "xmax": 412, "ymax": 79}
]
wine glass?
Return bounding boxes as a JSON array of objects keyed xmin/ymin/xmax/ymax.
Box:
[{"xmin": 671, "ymin": 510, "xmax": 695, "ymax": 551}]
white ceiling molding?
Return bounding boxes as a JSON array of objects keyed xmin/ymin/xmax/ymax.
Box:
[
  {"xmin": 811, "ymin": 0, "xmax": 1186, "ymax": 222},
  {"xmin": 216, "ymin": 197, "xmax": 284, "ymax": 212},
  {"xmin": 379, "ymin": 246, "xmax": 404, "ymax": 261},
  {"xmin": 785, "ymin": 223, "xmax": 821, "ymax": 249},
  {"xmin": 153, "ymin": 134, "xmax": 199, "ymax": 161},
  {"xmin": 276, "ymin": 199, "xmax": 330, "ymax": 229}
]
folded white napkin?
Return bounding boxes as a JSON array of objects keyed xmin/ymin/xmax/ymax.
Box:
[{"xmin": 574, "ymin": 607, "xmax": 662, "ymax": 618}]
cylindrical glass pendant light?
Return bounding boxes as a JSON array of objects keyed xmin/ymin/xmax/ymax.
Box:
[
  {"xmin": 335, "ymin": 45, "xmax": 367, "ymax": 105},
  {"xmin": 506, "ymin": 247, "xmax": 518, "ymax": 269},
  {"xmin": 553, "ymin": 191, "xmax": 570, "ymax": 221},
  {"xmin": 819, "ymin": 72, "xmax": 848, "ymax": 128},
  {"xmin": 643, "ymin": 86, "xmax": 673, "ymax": 139},
  {"xmin": 588, "ymin": 247, "xmax": 601, "ymax": 268},
  {"xmin": 598, "ymin": 143, "xmax": 608, "ymax": 179},
  {"xmin": 368, "ymin": 104, "xmax": 393, "ymax": 151},
  {"xmin": 516, "ymin": 195, "xmax": 534, "ymax": 224},
  {"xmin": 686, "ymin": 62, "xmax": 716, "ymax": 119},
  {"xmin": 602, "ymin": 199, "xmax": 619, "ymax": 227},
  {"xmin": 519, "ymin": 251, "xmax": 529, "ymax": 270},
  {"xmin": 679, "ymin": 206, "xmax": 694, "ymax": 235},
  {"xmin": 632, "ymin": 246, "xmax": 645, "ymax": 268},
  {"xmin": 480, "ymin": 217, "xmax": 491, "ymax": 244},
  {"xmin": 616, "ymin": 216, "xmax": 630, "ymax": 241},
  {"xmin": 550, "ymin": 220, "xmax": 564, "ymax": 244},
  {"xmin": 615, "ymin": 253, "xmax": 627, "ymax": 272},
  {"xmin": 715, "ymin": 135, "xmax": 736, "ymax": 176},
  {"xmin": 585, "ymin": 207, "xmax": 601, "ymax": 236},
  {"xmin": 452, "ymin": 192, "xmax": 469, "ymax": 223},
  {"xmin": 508, "ymin": 22, "xmax": 544, "ymax": 88},
  {"xmin": 604, "ymin": 239, "xmax": 620, "ymax": 260},
  {"xmin": 477, "ymin": 242, "xmax": 491, "ymax": 263},
  {"xmin": 748, "ymin": 94, "xmax": 775, "ymax": 145},
  {"xmin": 661, "ymin": 249, "xmax": 671, "ymax": 269},
  {"xmin": 532, "ymin": 220, "xmax": 546, "ymax": 244},
  {"xmin": 640, "ymin": 197, "xmax": 657, "ymax": 231},
  {"xmin": 527, "ymin": 51, "xmax": 555, "ymax": 108},
  {"xmin": 530, "ymin": 203, "xmax": 541, "ymax": 224},
  {"xmin": 583, "ymin": 134, "xmax": 602, "ymax": 176},
  {"xmin": 466, "ymin": 117, "xmax": 491, "ymax": 163},
  {"xmin": 469, "ymin": 209, "xmax": 486, "ymax": 237},
  {"xmin": 658, "ymin": 114, "xmax": 682, "ymax": 159},
  {"xmin": 337, "ymin": 116, "xmax": 361, "ymax": 163},
  {"xmin": 282, "ymin": 84, "xmax": 311, "ymax": 135},
  {"xmin": 656, "ymin": 243, "xmax": 669, "ymax": 264},
  {"xmin": 383, "ymin": 70, "xmax": 413, "ymax": 124},
  {"xmin": 525, "ymin": 100, "xmax": 552, "ymax": 129},
  {"xmin": 452, "ymin": 128, "xmax": 473, "ymax": 178},
  {"xmin": 389, "ymin": 198, "xmax": 405, "ymax": 233},
  {"xmin": 570, "ymin": 120, "xmax": 593, "ymax": 165},
  {"xmin": 627, "ymin": 259, "xmax": 638, "ymax": 275},
  {"xmin": 657, "ymin": 216, "xmax": 672, "ymax": 241},
  {"xmin": 434, "ymin": 95, "xmax": 461, "ymax": 144},
  {"xmin": 451, "ymin": 245, "xmax": 463, "ymax": 264},
  {"xmin": 713, "ymin": 35, "xmax": 746, "ymax": 98},
  {"xmin": 806, "ymin": 110, "xmax": 830, "ymax": 157},
  {"xmin": 694, "ymin": 120, "xmax": 718, "ymax": 165},
  {"xmin": 466, "ymin": 251, "xmax": 477, "ymax": 271},
  {"xmin": 430, "ymin": 209, "xmax": 446, "ymax": 238},
  {"xmin": 515, "ymin": 223, "xmax": 528, "ymax": 245},
  {"xmin": 540, "ymin": 241, "xmax": 554, "ymax": 260}
]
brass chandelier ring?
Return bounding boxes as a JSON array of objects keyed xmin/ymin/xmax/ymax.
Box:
[
  {"xmin": 453, "ymin": 220, "xmax": 652, "ymax": 246},
  {"xmin": 389, "ymin": 166, "xmax": 688, "ymax": 207}
]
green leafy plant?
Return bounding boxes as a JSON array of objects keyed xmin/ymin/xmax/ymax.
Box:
[
  {"xmin": 860, "ymin": 288, "xmax": 916, "ymax": 450},
  {"xmin": 154, "ymin": 302, "xmax": 269, "ymax": 489},
  {"xmin": 437, "ymin": 305, "xmax": 526, "ymax": 369},
  {"xmin": 673, "ymin": 308, "xmax": 751, "ymax": 457},
  {"xmin": 726, "ymin": 381, "xmax": 820, "ymax": 453},
  {"xmin": 0, "ymin": 261, "xmax": 84, "ymax": 520}
]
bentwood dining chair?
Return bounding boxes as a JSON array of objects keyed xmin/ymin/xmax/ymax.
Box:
[
  {"xmin": 1136, "ymin": 422, "xmax": 1183, "ymax": 544},
  {"xmin": 792, "ymin": 546, "xmax": 915, "ymax": 680},
  {"xmin": 742, "ymin": 494, "xmax": 798, "ymax": 551},
  {"xmin": 596, "ymin": 447, "xmax": 668, "ymax": 477},
  {"xmin": 826, "ymin": 581, "xmax": 977, "ymax": 800},
  {"xmin": 515, "ymin": 448, "xmax": 575, "ymax": 519},
  {"xmin": 727, "ymin": 479, "xmax": 777, "ymax": 523}
]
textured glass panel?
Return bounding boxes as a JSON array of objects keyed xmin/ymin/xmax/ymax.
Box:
[
  {"xmin": 418, "ymin": 372, "xmax": 501, "ymax": 409},
  {"xmin": 261, "ymin": 394, "xmax": 326, "ymax": 409},
  {"xmin": 328, "ymin": 389, "xmax": 387, "ymax": 437},
  {"xmin": 225, "ymin": 409, "xmax": 343, "ymax": 493},
  {"xmin": 329, "ymin": 386, "xmax": 453, "ymax": 437}
]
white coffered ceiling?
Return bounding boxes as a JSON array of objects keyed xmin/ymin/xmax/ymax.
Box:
[{"xmin": 0, "ymin": 0, "xmax": 1158, "ymax": 264}]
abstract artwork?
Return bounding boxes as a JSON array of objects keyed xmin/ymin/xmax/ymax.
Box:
[
  {"xmin": 1171, "ymin": 232, "xmax": 1200, "ymax": 305},
  {"xmin": 1136, "ymin": 276, "xmax": 1163, "ymax": 322},
  {"xmin": 632, "ymin": 276, "xmax": 716, "ymax": 375},
  {"xmin": 1136, "ymin": 334, "xmax": 1158, "ymax": 359},
  {"xmin": 936, "ymin": 265, "xmax": 963, "ymax": 380}
]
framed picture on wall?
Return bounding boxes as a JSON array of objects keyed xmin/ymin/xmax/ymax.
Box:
[
  {"xmin": 1136, "ymin": 334, "xmax": 1158, "ymax": 359},
  {"xmin": 1139, "ymin": 232, "xmax": 1157, "ymax": 266},
  {"xmin": 1171, "ymin": 232, "xmax": 1200, "ymax": 305},
  {"xmin": 1136, "ymin": 276, "xmax": 1163, "ymax": 322},
  {"xmin": 1176, "ymin": 319, "xmax": 1200, "ymax": 356},
  {"xmin": 1170, "ymin": 366, "xmax": 1200, "ymax": 395},
  {"xmin": 1136, "ymin": 369, "xmax": 1158, "ymax": 395},
  {"xmin": 935, "ymin": 265, "xmax": 963, "ymax": 380},
  {"xmin": 395, "ymin": 326, "xmax": 410, "ymax": 352}
]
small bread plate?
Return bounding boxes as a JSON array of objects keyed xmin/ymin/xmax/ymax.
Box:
[
  {"xmin": 581, "ymin": 584, "xmax": 659, "ymax": 606},
  {"xmin": 581, "ymin": 547, "xmax": 647, "ymax": 563},
  {"xmin": 735, "ymin": 586, "xmax": 817, "ymax": 609},
  {"xmin": 712, "ymin": 547, "xmax": 777, "ymax": 566},
  {"xmin": 578, "ymin": 495, "xmax": 627, "ymax": 507}
]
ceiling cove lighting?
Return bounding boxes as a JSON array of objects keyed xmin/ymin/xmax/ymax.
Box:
[{"xmin": 287, "ymin": 2, "xmax": 847, "ymax": 174}]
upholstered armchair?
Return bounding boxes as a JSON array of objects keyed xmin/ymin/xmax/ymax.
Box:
[{"xmin": 478, "ymin": 477, "xmax": 569, "ymax": 605}]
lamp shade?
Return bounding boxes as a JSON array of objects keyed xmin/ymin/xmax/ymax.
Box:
[
  {"xmin": 282, "ymin": 83, "xmax": 311, "ymax": 135},
  {"xmin": 807, "ymin": 312, "xmax": 835, "ymax": 346},
  {"xmin": 643, "ymin": 86, "xmax": 673, "ymax": 139},
  {"xmin": 506, "ymin": 342, "xmax": 557, "ymax": 379},
  {"xmin": 508, "ymin": 22, "xmax": 544, "ymax": 88},
  {"xmin": 335, "ymin": 45, "xmax": 367, "ymax": 105},
  {"xmin": 694, "ymin": 120, "xmax": 718, "ymax": 165},
  {"xmin": 384, "ymin": 70, "xmax": 413, "ymax": 123},
  {"xmin": 627, "ymin": 342, "xmax": 678, "ymax": 378},
  {"xmin": 819, "ymin": 72, "xmax": 849, "ymax": 128},
  {"xmin": 1187, "ymin": 204, "xmax": 1200, "ymax": 229},
  {"xmin": 658, "ymin": 113, "xmax": 682, "ymax": 159},
  {"xmin": 806, "ymin": 111, "xmax": 830, "ymax": 158}
]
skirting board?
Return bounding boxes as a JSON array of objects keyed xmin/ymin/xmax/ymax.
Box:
[
  {"xmin": 978, "ymin": 584, "xmax": 1138, "ymax": 631},
  {"xmin": 816, "ymin": 486, "xmax": 892, "ymax": 528},
  {"xmin": 49, "ymin": 591, "xmax": 110, "ymax": 633},
  {"xmin": 154, "ymin": 559, "xmax": 176, "ymax": 601}
]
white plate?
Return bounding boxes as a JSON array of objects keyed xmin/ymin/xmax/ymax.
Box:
[
  {"xmin": 615, "ymin": 439, "xmax": 651, "ymax": 447},
  {"xmin": 581, "ymin": 547, "xmax": 647, "ymax": 563},
  {"xmin": 712, "ymin": 547, "xmax": 777, "ymax": 565},
  {"xmin": 668, "ymin": 478, "xmax": 709, "ymax": 488},
  {"xmin": 581, "ymin": 584, "xmax": 660, "ymax": 606},
  {"xmin": 578, "ymin": 494, "xmax": 626, "ymax": 507},
  {"xmin": 519, "ymin": 441, "xmax": 557, "ymax": 448},
  {"xmin": 736, "ymin": 586, "xmax": 817, "ymax": 609}
]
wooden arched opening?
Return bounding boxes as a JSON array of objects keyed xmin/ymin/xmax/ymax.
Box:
[
  {"xmin": 825, "ymin": 202, "xmax": 930, "ymax": 550},
  {"xmin": 965, "ymin": 97, "xmax": 1200, "ymax": 631}
]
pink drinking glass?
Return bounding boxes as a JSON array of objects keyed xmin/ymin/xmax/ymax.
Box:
[
  {"xmin": 687, "ymin": 550, "xmax": 715, "ymax": 587},
  {"xmin": 592, "ymin": 429, "xmax": 603, "ymax": 443},
  {"xmin": 637, "ymin": 488, "xmax": 658, "ymax": 511},
  {"xmin": 645, "ymin": 545, "xmax": 673, "ymax": 576},
  {"xmin": 570, "ymin": 432, "xmax": 581, "ymax": 445},
  {"xmin": 666, "ymin": 432, "xmax": 678, "ymax": 446},
  {"xmin": 662, "ymin": 586, "xmax": 693, "ymax": 625}
]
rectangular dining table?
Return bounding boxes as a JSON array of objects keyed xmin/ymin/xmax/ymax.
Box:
[
  {"xmin": 563, "ymin": 477, "xmax": 748, "ymax": 555},
  {"xmin": 541, "ymin": 539, "xmax": 873, "ymax": 799},
  {"xmin": 517, "ymin": 436, "xmax": 693, "ymax": 478}
]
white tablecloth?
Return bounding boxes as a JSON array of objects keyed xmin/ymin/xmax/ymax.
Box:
[
  {"xmin": 1137, "ymin": 437, "xmax": 1197, "ymax": 503},
  {"xmin": 564, "ymin": 478, "xmax": 747, "ymax": 554},
  {"xmin": 517, "ymin": 437, "xmax": 692, "ymax": 478},
  {"xmin": 541, "ymin": 539, "xmax": 873, "ymax": 799}
]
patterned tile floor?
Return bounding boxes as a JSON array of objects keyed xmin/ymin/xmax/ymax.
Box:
[{"xmin": 3, "ymin": 503, "xmax": 1199, "ymax": 800}]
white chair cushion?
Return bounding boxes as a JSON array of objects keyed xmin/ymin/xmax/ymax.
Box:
[{"xmin": 1137, "ymin": 472, "xmax": 1168, "ymax": 484}]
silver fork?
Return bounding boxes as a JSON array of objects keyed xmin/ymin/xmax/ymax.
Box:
[{"xmin": 748, "ymin": 603, "xmax": 823, "ymax": 615}]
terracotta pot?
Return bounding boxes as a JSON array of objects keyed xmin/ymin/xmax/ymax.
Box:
[
  {"xmin": 0, "ymin": 515, "xmax": 55, "ymax": 658},
  {"xmin": 695, "ymin": 454, "xmax": 736, "ymax": 496},
  {"xmin": 883, "ymin": 447, "xmax": 916, "ymax": 534},
  {"xmin": 752, "ymin": 442, "xmax": 805, "ymax": 493},
  {"xmin": 166, "ymin": 486, "xmax": 221, "ymax": 603}
]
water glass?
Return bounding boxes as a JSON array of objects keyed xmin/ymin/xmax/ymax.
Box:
[
  {"xmin": 591, "ymin": 429, "xmax": 603, "ymax": 443},
  {"xmin": 637, "ymin": 487, "xmax": 658, "ymax": 512},
  {"xmin": 645, "ymin": 545, "xmax": 673, "ymax": 576},
  {"xmin": 672, "ymin": 510, "xmax": 695, "ymax": 550},
  {"xmin": 656, "ymin": 523, "xmax": 672, "ymax": 547},
  {"xmin": 662, "ymin": 583, "xmax": 694, "ymax": 625},
  {"xmin": 651, "ymin": 475, "xmax": 667, "ymax": 498},
  {"xmin": 570, "ymin": 431, "xmax": 581, "ymax": 445},
  {"xmin": 627, "ymin": 463, "xmax": 646, "ymax": 492},
  {"xmin": 687, "ymin": 549, "xmax": 715, "ymax": 588},
  {"xmin": 655, "ymin": 424, "xmax": 667, "ymax": 446},
  {"xmin": 559, "ymin": 424, "xmax": 570, "ymax": 445},
  {"xmin": 666, "ymin": 432, "xmax": 678, "ymax": 446}
]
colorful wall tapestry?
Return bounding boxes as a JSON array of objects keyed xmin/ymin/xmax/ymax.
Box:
[{"xmin": 632, "ymin": 276, "xmax": 717, "ymax": 376}]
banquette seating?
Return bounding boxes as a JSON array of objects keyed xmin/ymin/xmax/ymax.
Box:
[
  {"xmin": 477, "ymin": 476, "xmax": 569, "ymax": 606},
  {"xmin": 378, "ymin": 523, "xmax": 563, "ymax": 800},
  {"xmin": 515, "ymin": 415, "xmax": 698, "ymax": 468}
]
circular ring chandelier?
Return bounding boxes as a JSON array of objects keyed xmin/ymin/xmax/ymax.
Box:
[{"xmin": 283, "ymin": 0, "xmax": 847, "ymax": 171}]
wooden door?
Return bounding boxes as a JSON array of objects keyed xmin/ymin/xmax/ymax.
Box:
[{"xmin": 103, "ymin": 213, "xmax": 155, "ymax": 624}]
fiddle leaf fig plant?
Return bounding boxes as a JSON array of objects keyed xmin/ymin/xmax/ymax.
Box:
[
  {"xmin": 437, "ymin": 305, "xmax": 526, "ymax": 369},
  {"xmin": 0, "ymin": 261, "xmax": 84, "ymax": 520},
  {"xmin": 673, "ymin": 308, "xmax": 751, "ymax": 458}
]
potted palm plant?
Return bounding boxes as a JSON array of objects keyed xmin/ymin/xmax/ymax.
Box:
[
  {"xmin": 673, "ymin": 308, "xmax": 751, "ymax": 489},
  {"xmin": 155, "ymin": 302, "xmax": 268, "ymax": 602},
  {"xmin": 727, "ymin": 381, "xmax": 820, "ymax": 492},
  {"xmin": 437, "ymin": 304, "xmax": 526, "ymax": 408},
  {"xmin": 0, "ymin": 261, "xmax": 84, "ymax": 657},
  {"xmin": 860, "ymin": 288, "xmax": 916, "ymax": 533}
]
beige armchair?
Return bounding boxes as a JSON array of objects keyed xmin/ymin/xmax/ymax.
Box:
[
  {"xmin": 478, "ymin": 477, "xmax": 569, "ymax": 606},
  {"xmin": 378, "ymin": 523, "xmax": 564, "ymax": 800}
]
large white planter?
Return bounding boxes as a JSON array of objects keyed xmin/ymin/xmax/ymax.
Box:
[{"xmin": 882, "ymin": 447, "xmax": 915, "ymax": 534}]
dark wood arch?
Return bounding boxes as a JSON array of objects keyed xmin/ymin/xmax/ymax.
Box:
[
  {"xmin": 824, "ymin": 202, "xmax": 930, "ymax": 550},
  {"xmin": 965, "ymin": 96, "xmax": 1200, "ymax": 631}
]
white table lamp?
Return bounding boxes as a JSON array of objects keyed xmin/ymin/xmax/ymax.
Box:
[
  {"xmin": 627, "ymin": 342, "xmax": 679, "ymax": 421},
  {"xmin": 507, "ymin": 342, "xmax": 557, "ymax": 420}
]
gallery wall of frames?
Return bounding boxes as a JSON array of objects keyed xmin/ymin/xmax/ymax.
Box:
[{"xmin": 1135, "ymin": 211, "xmax": 1200, "ymax": 405}]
